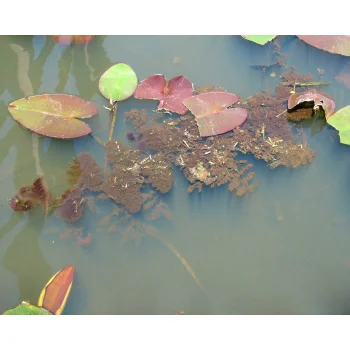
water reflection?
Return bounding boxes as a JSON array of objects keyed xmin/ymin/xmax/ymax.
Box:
[{"xmin": 55, "ymin": 35, "xmax": 111, "ymax": 99}]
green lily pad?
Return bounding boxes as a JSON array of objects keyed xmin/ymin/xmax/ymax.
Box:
[
  {"xmin": 8, "ymin": 94, "xmax": 98, "ymax": 139},
  {"xmin": 3, "ymin": 301, "xmax": 52, "ymax": 315},
  {"xmin": 99, "ymin": 63, "xmax": 138, "ymax": 102},
  {"xmin": 327, "ymin": 106, "xmax": 350, "ymax": 145},
  {"xmin": 242, "ymin": 35, "xmax": 277, "ymax": 45}
]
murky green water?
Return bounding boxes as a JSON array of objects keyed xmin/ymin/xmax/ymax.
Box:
[{"xmin": 1, "ymin": 35, "xmax": 350, "ymax": 315}]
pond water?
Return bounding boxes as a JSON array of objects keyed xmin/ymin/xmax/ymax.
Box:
[{"xmin": 1, "ymin": 35, "xmax": 350, "ymax": 315}]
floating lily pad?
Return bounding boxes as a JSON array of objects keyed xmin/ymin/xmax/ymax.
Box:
[
  {"xmin": 38, "ymin": 264, "xmax": 75, "ymax": 315},
  {"xmin": 53, "ymin": 35, "xmax": 94, "ymax": 46},
  {"xmin": 99, "ymin": 63, "xmax": 138, "ymax": 102},
  {"xmin": 8, "ymin": 94, "xmax": 98, "ymax": 139},
  {"xmin": 288, "ymin": 89, "xmax": 335, "ymax": 120},
  {"xmin": 242, "ymin": 35, "xmax": 277, "ymax": 45},
  {"xmin": 298, "ymin": 35, "xmax": 350, "ymax": 57},
  {"xmin": 3, "ymin": 302, "xmax": 52, "ymax": 315},
  {"xmin": 182, "ymin": 92, "xmax": 248, "ymax": 137},
  {"xmin": 327, "ymin": 106, "xmax": 350, "ymax": 145},
  {"xmin": 134, "ymin": 74, "xmax": 194, "ymax": 115}
]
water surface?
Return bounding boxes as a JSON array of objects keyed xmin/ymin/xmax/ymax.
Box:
[{"xmin": 1, "ymin": 35, "xmax": 350, "ymax": 315}]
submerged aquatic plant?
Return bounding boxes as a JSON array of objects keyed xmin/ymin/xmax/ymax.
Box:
[{"xmin": 9, "ymin": 177, "xmax": 52, "ymax": 212}]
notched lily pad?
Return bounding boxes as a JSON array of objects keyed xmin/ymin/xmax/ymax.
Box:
[
  {"xmin": 8, "ymin": 94, "xmax": 98, "ymax": 139},
  {"xmin": 182, "ymin": 92, "xmax": 248, "ymax": 137},
  {"xmin": 242, "ymin": 35, "xmax": 277, "ymax": 45},
  {"xmin": 298, "ymin": 35, "xmax": 350, "ymax": 57},
  {"xmin": 287, "ymin": 89, "xmax": 335, "ymax": 120},
  {"xmin": 99, "ymin": 63, "xmax": 138, "ymax": 102},
  {"xmin": 327, "ymin": 106, "xmax": 350, "ymax": 145},
  {"xmin": 134, "ymin": 74, "xmax": 194, "ymax": 115}
]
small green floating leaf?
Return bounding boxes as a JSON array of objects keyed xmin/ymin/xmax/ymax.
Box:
[
  {"xmin": 99, "ymin": 63, "xmax": 138, "ymax": 102},
  {"xmin": 327, "ymin": 106, "xmax": 350, "ymax": 145},
  {"xmin": 3, "ymin": 302, "xmax": 52, "ymax": 315},
  {"xmin": 8, "ymin": 94, "xmax": 98, "ymax": 139},
  {"xmin": 242, "ymin": 35, "xmax": 277, "ymax": 45}
]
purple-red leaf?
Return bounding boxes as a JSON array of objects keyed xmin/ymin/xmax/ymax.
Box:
[
  {"xmin": 287, "ymin": 89, "xmax": 335, "ymax": 120},
  {"xmin": 298, "ymin": 35, "xmax": 350, "ymax": 57},
  {"xmin": 134, "ymin": 75, "xmax": 193, "ymax": 115},
  {"xmin": 182, "ymin": 92, "xmax": 248, "ymax": 137},
  {"xmin": 8, "ymin": 94, "xmax": 98, "ymax": 139}
]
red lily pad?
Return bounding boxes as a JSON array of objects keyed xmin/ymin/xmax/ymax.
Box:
[
  {"xmin": 134, "ymin": 74, "xmax": 194, "ymax": 115},
  {"xmin": 298, "ymin": 35, "xmax": 350, "ymax": 57},
  {"xmin": 287, "ymin": 89, "xmax": 335, "ymax": 120},
  {"xmin": 182, "ymin": 92, "xmax": 248, "ymax": 137},
  {"xmin": 53, "ymin": 35, "xmax": 94, "ymax": 46},
  {"xmin": 38, "ymin": 264, "xmax": 75, "ymax": 315},
  {"xmin": 8, "ymin": 94, "xmax": 98, "ymax": 139}
]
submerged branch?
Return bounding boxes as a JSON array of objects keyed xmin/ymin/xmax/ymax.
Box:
[
  {"xmin": 147, "ymin": 230, "xmax": 207, "ymax": 296},
  {"xmin": 281, "ymin": 81, "xmax": 331, "ymax": 87}
]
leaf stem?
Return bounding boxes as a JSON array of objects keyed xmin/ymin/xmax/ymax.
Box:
[
  {"xmin": 108, "ymin": 101, "xmax": 118, "ymax": 142},
  {"xmin": 90, "ymin": 134, "xmax": 105, "ymax": 147}
]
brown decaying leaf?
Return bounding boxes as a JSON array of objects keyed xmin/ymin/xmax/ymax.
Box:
[{"xmin": 288, "ymin": 89, "xmax": 335, "ymax": 120}]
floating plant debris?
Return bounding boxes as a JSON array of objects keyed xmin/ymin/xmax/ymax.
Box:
[
  {"xmin": 286, "ymin": 107, "xmax": 314, "ymax": 122},
  {"xmin": 288, "ymin": 89, "xmax": 335, "ymax": 120},
  {"xmin": 76, "ymin": 152, "xmax": 104, "ymax": 191},
  {"xmin": 194, "ymin": 85, "xmax": 226, "ymax": 94},
  {"xmin": 141, "ymin": 153, "xmax": 173, "ymax": 194},
  {"xmin": 8, "ymin": 94, "xmax": 98, "ymax": 139},
  {"xmin": 102, "ymin": 166, "xmax": 143, "ymax": 213},
  {"xmin": 182, "ymin": 92, "xmax": 248, "ymax": 137},
  {"xmin": 134, "ymin": 74, "xmax": 194, "ymax": 115}
]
